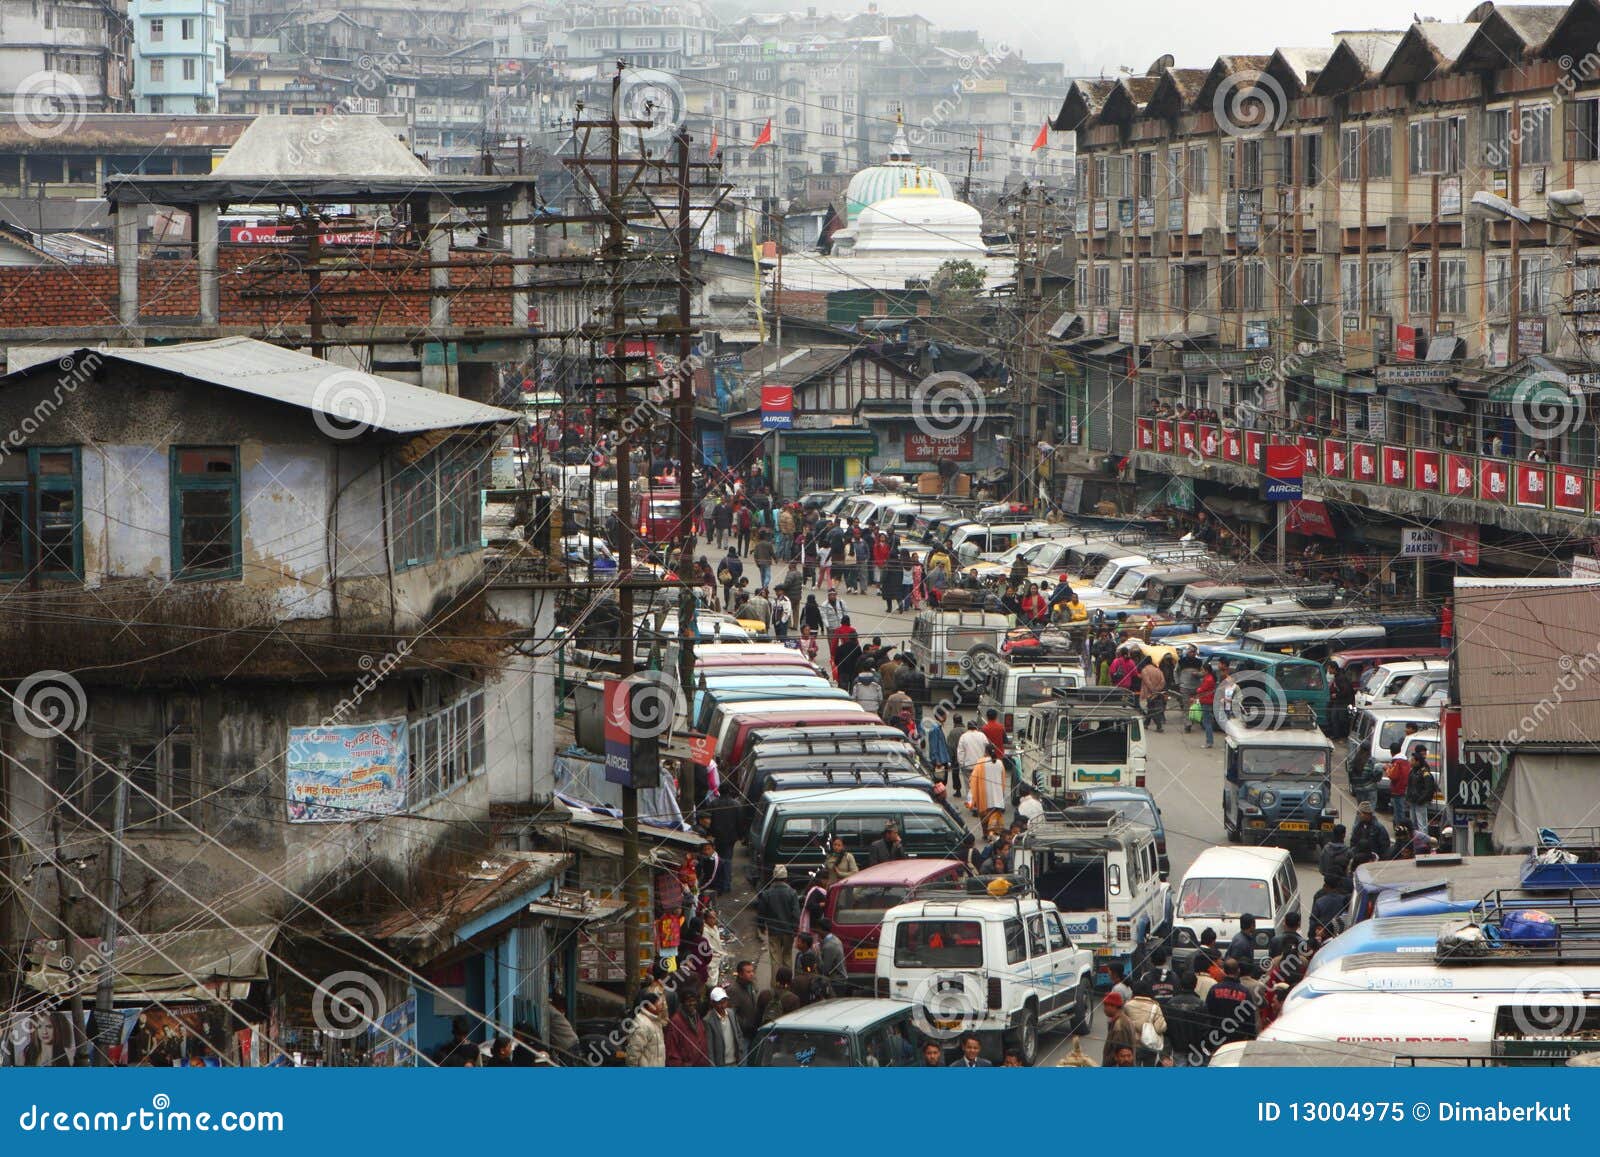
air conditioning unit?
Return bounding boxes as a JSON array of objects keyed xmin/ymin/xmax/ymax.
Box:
[
  {"xmin": 1201, "ymin": 227, "xmax": 1223, "ymax": 256},
  {"xmin": 1317, "ymin": 222, "xmax": 1341, "ymax": 253},
  {"xmin": 1386, "ymin": 216, "xmax": 1411, "ymax": 251}
]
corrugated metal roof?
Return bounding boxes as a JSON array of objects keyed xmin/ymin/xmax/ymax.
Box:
[
  {"xmin": 4, "ymin": 338, "xmax": 518, "ymax": 436},
  {"xmin": 0, "ymin": 114, "xmax": 253, "ymax": 151},
  {"xmin": 1455, "ymin": 580, "xmax": 1600, "ymax": 744},
  {"xmin": 366, "ymin": 852, "xmax": 571, "ymax": 943}
]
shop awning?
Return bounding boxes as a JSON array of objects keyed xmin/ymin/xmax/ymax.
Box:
[
  {"xmin": 1046, "ymin": 311, "xmax": 1083, "ymax": 339},
  {"xmin": 1284, "ymin": 499, "xmax": 1337, "ymax": 538},
  {"xmin": 1385, "ymin": 386, "xmax": 1466, "ymax": 413},
  {"xmin": 1493, "ymin": 751, "xmax": 1600, "ymax": 850},
  {"xmin": 1144, "ymin": 324, "xmax": 1218, "ymax": 345},
  {"xmin": 1425, "ymin": 336, "xmax": 1464, "ymax": 362},
  {"xmin": 24, "ymin": 924, "xmax": 278, "ymax": 1004}
]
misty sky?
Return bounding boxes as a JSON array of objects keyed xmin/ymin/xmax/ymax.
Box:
[{"xmin": 855, "ymin": 0, "xmax": 1471, "ymax": 75}]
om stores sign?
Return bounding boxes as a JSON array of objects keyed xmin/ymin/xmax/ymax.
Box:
[{"xmin": 905, "ymin": 430, "xmax": 974, "ymax": 461}]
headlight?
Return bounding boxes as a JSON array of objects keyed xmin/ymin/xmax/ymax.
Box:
[
  {"xmin": 1259, "ymin": 789, "xmax": 1277, "ymax": 808},
  {"xmin": 1174, "ymin": 928, "xmax": 1195, "ymax": 947},
  {"xmin": 1307, "ymin": 790, "xmax": 1324, "ymax": 809}
]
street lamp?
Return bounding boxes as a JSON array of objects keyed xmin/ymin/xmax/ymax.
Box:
[{"xmin": 1471, "ymin": 188, "xmax": 1600, "ymax": 243}]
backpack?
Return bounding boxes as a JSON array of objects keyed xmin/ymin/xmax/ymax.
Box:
[{"xmin": 718, "ymin": 566, "xmax": 733, "ymax": 584}]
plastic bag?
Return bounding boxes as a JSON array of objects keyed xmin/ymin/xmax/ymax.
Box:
[{"xmin": 1187, "ymin": 701, "xmax": 1203, "ymax": 724}]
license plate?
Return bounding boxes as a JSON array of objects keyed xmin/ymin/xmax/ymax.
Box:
[
  {"xmin": 946, "ymin": 663, "xmax": 962, "ymax": 676},
  {"xmin": 1280, "ymin": 821, "xmax": 1309, "ymax": 831},
  {"xmin": 852, "ymin": 947, "xmax": 877, "ymax": 960},
  {"xmin": 1094, "ymin": 947, "xmax": 1113, "ymax": 956}
]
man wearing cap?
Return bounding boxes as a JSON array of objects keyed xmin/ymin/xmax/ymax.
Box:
[
  {"xmin": 1350, "ymin": 800, "xmax": 1393, "ymax": 861},
  {"xmin": 704, "ymin": 986, "xmax": 746, "ymax": 1066},
  {"xmin": 1100, "ymin": 992, "xmax": 1139, "ymax": 1066},
  {"xmin": 755, "ymin": 865, "xmax": 801, "ymax": 973}
]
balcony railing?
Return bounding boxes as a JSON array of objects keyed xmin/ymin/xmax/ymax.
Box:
[{"xmin": 1136, "ymin": 417, "xmax": 1588, "ymax": 516}]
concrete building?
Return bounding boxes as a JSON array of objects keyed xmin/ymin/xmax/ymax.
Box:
[
  {"xmin": 130, "ymin": 0, "xmax": 227, "ymax": 113},
  {"xmin": 0, "ymin": 0, "xmax": 129, "ymax": 115},
  {"xmin": 1047, "ymin": 0, "xmax": 1600, "ymax": 579}
]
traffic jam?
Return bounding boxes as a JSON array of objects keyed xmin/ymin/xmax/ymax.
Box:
[{"xmin": 578, "ymin": 472, "xmax": 1597, "ymax": 1069}]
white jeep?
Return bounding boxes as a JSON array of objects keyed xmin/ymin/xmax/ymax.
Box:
[{"xmin": 874, "ymin": 883, "xmax": 1094, "ymax": 1064}]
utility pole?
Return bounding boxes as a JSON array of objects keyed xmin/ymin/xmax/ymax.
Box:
[
  {"xmin": 92, "ymin": 768, "xmax": 128, "ymax": 1066},
  {"xmin": 674, "ymin": 126, "xmax": 699, "ymax": 821},
  {"xmin": 961, "ymin": 146, "xmax": 976, "ymax": 204}
]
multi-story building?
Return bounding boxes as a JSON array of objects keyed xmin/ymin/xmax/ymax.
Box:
[
  {"xmin": 0, "ymin": 0, "xmax": 129, "ymax": 114},
  {"xmin": 553, "ymin": 0, "xmax": 717, "ymax": 70},
  {"xmin": 130, "ymin": 0, "xmax": 227, "ymax": 113},
  {"xmin": 1049, "ymin": 1, "xmax": 1600, "ymax": 584}
]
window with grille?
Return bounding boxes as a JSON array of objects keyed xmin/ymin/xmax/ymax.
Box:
[
  {"xmin": 1571, "ymin": 99, "xmax": 1600, "ymax": 161},
  {"xmin": 1340, "ymin": 127, "xmax": 1360, "ymax": 181},
  {"xmin": 1367, "ymin": 260, "xmax": 1391, "ymax": 315},
  {"xmin": 1486, "ymin": 254, "xmax": 1511, "ymax": 314},
  {"xmin": 1408, "ymin": 117, "xmax": 1464, "ymax": 174},
  {"xmin": 1302, "ymin": 133, "xmax": 1322, "ymax": 184},
  {"xmin": 1520, "ymin": 253, "xmax": 1551, "ymax": 312},
  {"xmin": 1520, "ymin": 104, "xmax": 1552, "ymax": 164},
  {"xmin": 1485, "ymin": 108, "xmax": 1510, "ymax": 166},
  {"xmin": 1243, "ymin": 261, "xmax": 1265, "ymax": 310},
  {"xmin": 171, "ymin": 447, "xmax": 239, "ymax": 580},
  {"xmin": 1408, "ymin": 258, "xmax": 1430, "ymax": 315},
  {"xmin": 1366, "ymin": 125, "xmax": 1392, "ymax": 179},
  {"xmin": 406, "ymin": 690, "xmax": 487, "ymax": 808},
  {"xmin": 1341, "ymin": 259, "xmax": 1361, "ymax": 314},
  {"xmin": 1438, "ymin": 258, "xmax": 1466, "ymax": 314},
  {"xmin": 1220, "ymin": 263, "xmax": 1237, "ymax": 310}
]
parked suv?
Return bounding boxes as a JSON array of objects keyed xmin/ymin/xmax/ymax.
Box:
[{"xmin": 875, "ymin": 880, "xmax": 1094, "ymax": 1064}]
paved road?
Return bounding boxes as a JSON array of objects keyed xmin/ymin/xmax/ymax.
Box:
[{"xmin": 722, "ymin": 586, "xmax": 1345, "ymax": 1064}]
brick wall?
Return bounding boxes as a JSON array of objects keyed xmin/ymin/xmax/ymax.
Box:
[{"xmin": 0, "ymin": 250, "xmax": 520, "ymax": 329}]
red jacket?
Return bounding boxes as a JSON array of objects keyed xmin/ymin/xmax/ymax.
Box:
[
  {"xmin": 1196, "ymin": 673, "xmax": 1217, "ymax": 705},
  {"xmin": 665, "ymin": 1011, "xmax": 710, "ymax": 1066},
  {"xmin": 982, "ymin": 720, "xmax": 1007, "ymax": 756}
]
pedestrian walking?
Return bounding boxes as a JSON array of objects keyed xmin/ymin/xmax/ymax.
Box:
[
  {"xmin": 755, "ymin": 865, "xmax": 801, "ymax": 972},
  {"xmin": 752, "ymin": 530, "xmax": 776, "ymax": 589},
  {"xmin": 967, "ymin": 743, "xmax": 1008, "ymax": 836},
  {"xmin": 717, "ymin": 548, "xmax": 743, "ymax": 609}
]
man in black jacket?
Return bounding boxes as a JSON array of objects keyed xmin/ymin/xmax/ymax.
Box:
[
  {"xmin": 1310, "ymin": 873, "xmax": 1352, "ymax": 938},
  {"xmin": 1164, "ymin": 970, "xmax": 1212, "ymax": 1066},
  {"xmin": 756, "ymin": 866, "xmax": 801, "ymax": 972},
  {"xmin": 1350, "ymin": 800, "xmax": 1393, "ymax": 861},
  {"xmin": 1203, "ymin": 959, "xmax": 1257, "ymax": 1044},
  {"xmin": 868, "ymin": 824, "xmax": 906, "ymax": 865}
]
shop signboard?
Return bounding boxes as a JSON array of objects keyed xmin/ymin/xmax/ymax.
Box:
[
  {"xmin": 1263, "ymin": 443, "xmax": 1303, "ymax": 501},
  {"xmin": 1352, "ymin": 443, "xmax": 1378, "ymax": 482},
  {"xmin": 1380, "ymin": 445, "xmax": 1409, "ymax": 488},
  {"xmin": 1136, "ymin": 417, "xmax": 1155, "ymax": 450},
  {"xmin": 1298, "ymin": 435, "xmax": 1318, "ymax": 473},
  {"xmin": 1515, "ymin": 462, "xmax": 1549, "ymax": 508},
  {"xmin": 1199, "ymin": 425, "xmax": 1219, "ymax": 457},
  {"xmin": 1444, "ymin": 453, "xmax": 1474, "ymax": 497},
  {"xmin": 1223, "ymin": 428, "xmax": 1243, "ymax": 461},
  {"xmin": 1244, "ymin": 430, "xmax": 1264, "ymax": 466},
  {"xmin": 1322, "ymin": 439, "xmax": 1347, "ymax": 477},
  {"xmin": 1479, "ymin": 458, "xmax": 1509, "ymax": 504},
  {"xmin": 1156, "ymin": 420, "xmax": 1175, "ymax": 452},
  {"xmin": 1554, "ymin": 465, "xmax": 1587, "ymax": 513},
  {"xmin": 1177, "ymin": 421, "xmax": 1197, "ymax": 456},
  {"xmin": 1412, "ymin": 449, "xmax": 1441, "ymax": 491}
]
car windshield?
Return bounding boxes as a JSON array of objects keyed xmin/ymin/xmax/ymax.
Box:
[
  {"xmin": 1239, "ymin": 748, "xmax": 1329, "ymax": 777},
  {"xmin": 1177, "ymin": 876, "xmax": 1271, "ymax": 919},
  {"xmin": 1112, "ymin": 570, "xmax": 1147, "ymax": 597},
  {"xmin": 1017, "ymin": 674, "xmax": 1079, "ymax": 702},
  {"xmin": 751, "ymin": 1030, "xmax": 856, "ymax": 1067},
  {"xmin": 948, "ymin": 627, "xmax": 996, "ymax": 655},
  {"xmin": 1036, "ymin": 854, "xmax": 1108, "ymax": 913},
  {"xmin": 647, "ymin": 499, "xmax": 681, "ymax": 517},
  {"xmin": 1094, "ymin": 797, "xmax": 1158, "ymax": 830},
  {"xmin": 893, "ymin": 919, "xmax": 984, "ymax": 968},
  {"xmin": 1090, "ymin": 560, "xmax": 1124, "ymax": 589},
  {"xmin": 1376, "ymin": 720, "xmax": 1424, "ymax": 752},
  {"xmin": 1358, "ymin": 666, "xmax": 1389, "ymax": 693},
  {"xmin": 1274, "ymin": 664, "xmax": 1325, "ymax": 692},
  {"xmin": 1206, "ymin": 606, "xmax": 1245, "ymax": 636},
  {"xmin": 833, "ymin": 883, "xmax": 912, "ymax": 925},
  {"xmin": 1396, "ymin": 674, "xmax": 1446, "ymax": 707}
]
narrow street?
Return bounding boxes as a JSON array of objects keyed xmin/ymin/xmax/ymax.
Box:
[{"xmin": 715, "ymin": 585, "xmax": 1331, "ymax": 1064}]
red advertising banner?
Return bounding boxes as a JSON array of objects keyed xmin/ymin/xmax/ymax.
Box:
[
  {"xmin": 1265, "ymin": 443, "xmax": 1304, "ymax": 479},
  {"xmin": 1298, "ymin": 435, "xmax": 1319, "ymax": 473},
  {"xmin": 1479, "ymin": 458, "xmax": 1509, "ymax": 504},
  {"xmin": 905, "ymin": 430, "xmax": 974, "ymax": 461},
  {"xmin": 1136, "ymin": 417, "xmax": 1154, "ymax": 450},
  {"xmin": 1244, "ymin": 430, "xmax": 1265, "ymax": 466},
  {"xmin": 1380, "ymin": 445, "xmax": 1409, "ymax": 488},
  {"xmin": 1177, "ymin": 421, "xmax": 1197, "ymax": 456},
  {"xmin": 1554, "ymin": 465, "xmax": 1587, "ymax": 512},
  {"xmin": 1156, "ymin": 420, "xmax": 1175, "ymax": 453},
  {"xmin": 1444, "ymin": 453, "xmax": 1474, "ymax": 497},
  {"xmin": 1395, "ymin": 323, "xmax": 1418, "ymax": 361},
  {"xmin": 1515, "ymin": 462, "xmax": 1549, "ymax": 508},
  {"xmin": 1222, "ymin": 429, "xmax": 1243, "ymax": 462},
  {"xmin": 1443, "ymin": 522, "xmax": 1480, "ymax": 565},
  {"xmin": 1322, "ymin": 439, "xmax": 1347, "ymax": 478},
  {"xmin": 1411, "ymin": 449, "xmax": 1441, "ymax": 492},
  {"xmin": 1352, "ymin": 443, "xmax": 1378, "ymax": 482},
  {"xmin": 1199, "ymin": 424, "xmax": 1219, "ymax": 458}
]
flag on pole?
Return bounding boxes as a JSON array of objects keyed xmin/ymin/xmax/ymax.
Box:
[
  {"xmin": 977, "ymin": 128, "xmax": 984, "ymax": 163},
  {"xmin": 751, "ymin": 118, "xmax": 773, "ymax": 150},
  {"xmin": 1031, "ymin": 122, "xmax": 1049, "ymax": 152},
  {"xmin": 709, "ymin": 127, "xmax": 719, "ymax": 159}
]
